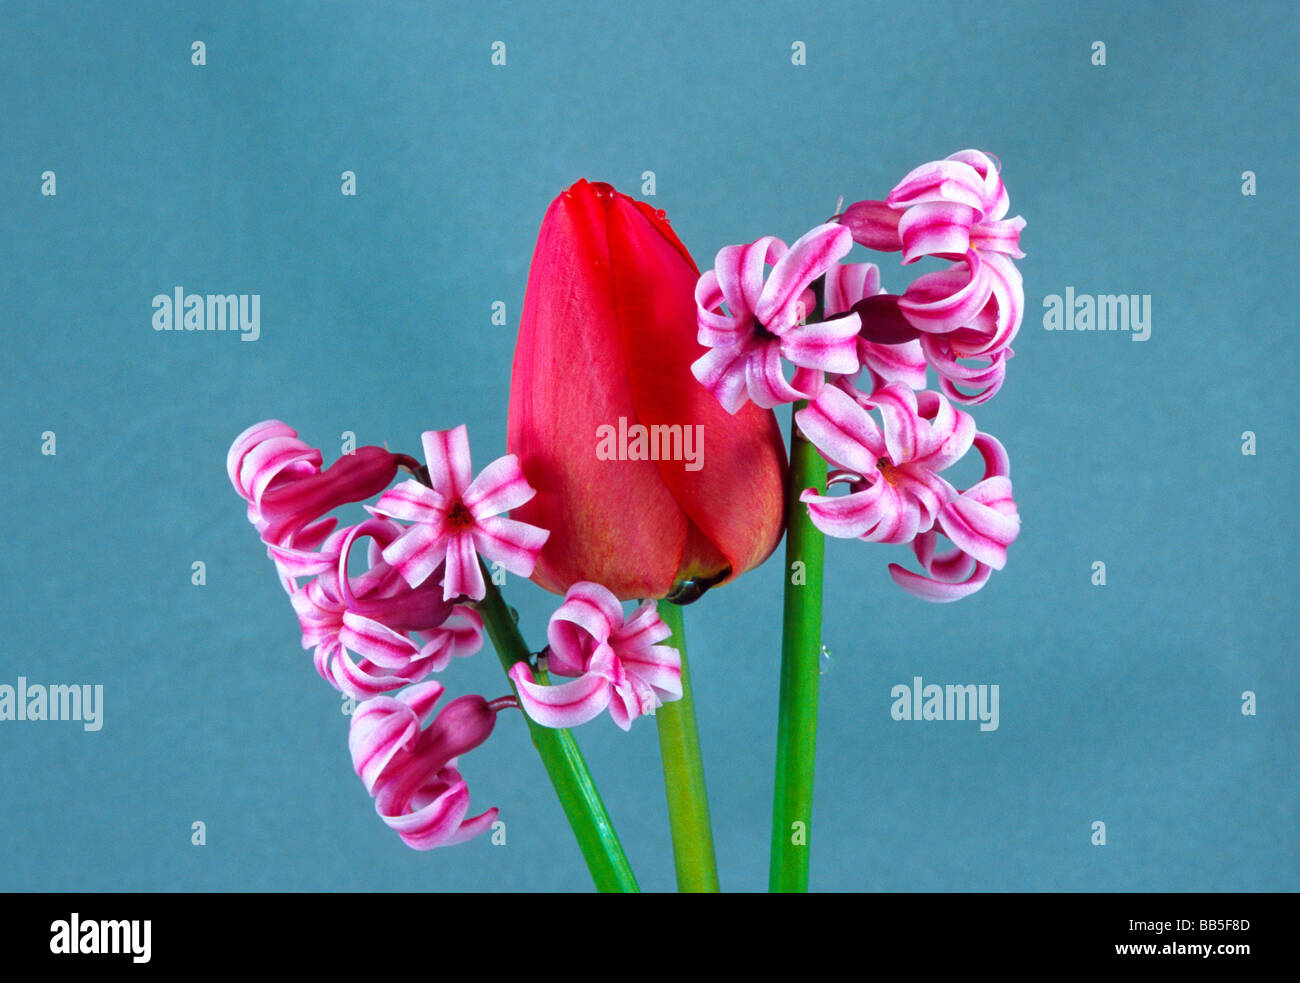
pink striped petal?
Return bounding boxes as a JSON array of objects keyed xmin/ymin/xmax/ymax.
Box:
[
  {"xmin": 547, "ymin": 581, "xmax": 622, "ymax": 674},
  {"xmin": 422, "ymin": 426, "xmax": 474, "ymax": 501},
  {"xmin": 691, "ymin": 343, "xmax": 754, "ymax": 415},
  {"xmin": 380, "ymin": 520, "xmax": 450, "ymax": 590},
  {"xmin": 376, "ymin": 776, "xmax": 473, "ymax": 850},
  {"xmin": 340, "ymin": 611, "xmax": 420, "ymax": 669},
  {"xmin": 889, "ymin": 559, "xmax": 992, "ymax": 602},
  {"xmin": 463, "ymin": 454, "xmax": 536, "ymax": 519},
  {"xmin": 713, "ymin": 237, "xmax": 786, "ymax": 317},
  {"xmin": 868, "ymin": 383, "xmax": 923, "ymax": 464},
  {"xmin": 227, "ymin": 420, "xmax": 301, "ymax": 494},
  {"xmin": 349, "ymin": 686, "xmax": 441, "ymax": 793},
  {"xmin": 898, "ymin": 201, "xmax": 979, "ymax": 263},
  {"xmin": 755, "ymin": 223, "xmax": 853, "ymax": 333},
  {"xmin": 859, "ymin": 339, "xmax": 928, "ymax": 390},
  {"xmin": 796, "ymin": 385, "xmax": 886, "ymax": 473},
  {"xmin": 898, "ymin": 253, "xmax": 993, "ymax": 335},
  {"xmin": 615, "ymin": 600, "xmax": 673, "ymax": 650},
  {"xmin": 414, "ymin": 606, "xmax": 484, "ymax": 670},
  {"xmin": 940, "ymin": 493, "xmax": 1019, "ymax": 570},
  {"xmin": 800, "ymin": 483, "xmax": 891, "ymax": 540},
  {"xmin": 745, "ymin": 342, "xmax": 806, "ymax": 409},
  {"xmin": 508, "ymin": 662, "xmax": 612, "ymax": 729},
  {"xmin": 619, "ymin": 643, "xmax": 683, "ymax": 702},
  {"xmin": 779, "ymin": 312, "xmax": 863, "ymax": 374},
  {"xmin": 696, "ymin": 274, "xmax": 749, "ymax": 347},
  {"xmin": 888, "ymin": 159, "xmax": 990, "ymax": 212},
  {"xmin": 441, "ymin": 532, "xmax": 485, "ymax": 601},
  {"xmin": 823, "ymin": 261, "xmax": 882, "ymax": 316},
  {"xmin": 971, "ymin": 215, "xmax": 1026, "ymax": 258},
  {"xmin": 237, "ymin": 434, "xmax": 321, "ymax": 504},
  {"xmin": 947, "ymin": 150, "xmax": 1007, "ymax": 217},
  {"xmin": 372, "ymin": 480, "xmax": 445, "ymax": 524},
  {"xmin": 471, "ymin": 515, "xmax": 549, "ymax": 578}
]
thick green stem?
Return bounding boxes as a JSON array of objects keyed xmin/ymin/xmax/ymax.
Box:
[
  {"xmin": 474, "ymin": 574, "xmax": 640, "ymax": 893},
  {"xmin": 769, "ymin": 279, "xmax": 829, "ymax": 893},
  {"xmin": 654, "ymin": 600, "xmax": 720, "ymax": 892}
]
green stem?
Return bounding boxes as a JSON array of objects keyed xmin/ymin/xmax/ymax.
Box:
[
  {"xmin": 654, "ymin": 600, "xmax": 720, "ymax": 892},
  {"xmin": 474, "ymin": 573, "xmax": 640, "ymax": 893},
  {"xmin": 769, "ymin": 281, "xmax": 829, "ymax": 893}
]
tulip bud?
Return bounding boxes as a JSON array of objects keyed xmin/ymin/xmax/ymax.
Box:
[{"xmin": 508, "ymin": 179, "xmax": 787, "ymax": 601}]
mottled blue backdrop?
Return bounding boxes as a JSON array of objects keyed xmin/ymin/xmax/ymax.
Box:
[{"xmin": 1, "ymin": 0, "xmax": 1295, "ymax": 891}]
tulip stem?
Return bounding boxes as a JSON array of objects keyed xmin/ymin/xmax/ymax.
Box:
[
  {"xmin": 769, "ymin": 280, "xmax": 829, "ymax": 892},
  {"xmin": 474, "ymin": 571, "xmax": 640, "ymax": 893},
  {"xmin": 653, "ymin": 601, "xmax": 721, "ymax": 892}
]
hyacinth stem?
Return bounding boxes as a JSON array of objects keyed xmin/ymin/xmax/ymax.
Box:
[
  {"xmin": 770, "ymin": 279, "xmax": 829, "ymax": 893},
  {"xmin": 653, "ymin": 601, "xmax": 720, "ymax": 892},
  {"xmin": 474, "ymin": 571, "xmax": 640, "ymax": 893}
]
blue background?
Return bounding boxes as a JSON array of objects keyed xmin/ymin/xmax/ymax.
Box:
[{"xmin": 1, "ymin": 0, "xmax": 1295, "ymax": 891}]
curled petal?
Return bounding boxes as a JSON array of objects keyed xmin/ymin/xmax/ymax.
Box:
[
  {"xmin": 796, "ymin": 385, "xmax": 886, "ymax": 474},
  {"xmin": 889, "ymin": 558, "xmax": 992, "ymax": 602},
  {"xmin": 547, "ymin": 581, "xmax": 623, "ymax": 674},
  {"xmin": 756, "ymin": 223, "xmax": 853, "ymax": 333},
  {"xmin": 691, "ymin": 343, "xmax": 755, "ymax": 415},
  {"xmin": 349, "ymin": 681, "xmax": 444, "ymax": 793},
  {"xmin": 508, "ymin": 661, "xmax": 612, "ymax": 729},
  {"xmin": 888, "ymin": 158, "xmax": 992, "ymax": 213},
  {"xmin": 898, "ymin": 253, "xmax": 993, "ymax": 335},
  {"xmin": 340, "ymin": 611, "xmax": 421, "ymax": 670},
  {"xmin": 779, "ymin": 312, "xmax": 863, "ymax": 375},
  {"xmin": 745, "ymin": 341, "xmax": 807, "ymax": 409},
  {"xmin": 713, "ymin": 237, "xmax": 786, "ymax": 320},
  {"xmin": 823, "ymin": 261, "xmax": 882, "ymax": 317},
  {"xmin": 897, "ymin": 201, "xmax": 980, "ymax": 264}
]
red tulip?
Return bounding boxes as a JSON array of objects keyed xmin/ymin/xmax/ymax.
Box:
[{"xmin": 508, "ymin": 179, "xmax": 788, "ymax": 601}]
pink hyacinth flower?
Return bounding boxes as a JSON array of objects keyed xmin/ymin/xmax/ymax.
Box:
[
  {"xmin": 227, "ymin": 420, "xmax": 410, "ymax": 553},
  {"xmin": 822, "ymin": 261, "xmax": 927, "ymax": 392},
  {"xmin": 348, "ymin": 681, "xmax": 499, "ymax": 849},
  {"xmin": 692, "ymin": 223, "xmax": 862, "ymax": 413},
  {"xmin": 797, "ymin": 383, "xmax": 974, "ymax": 545},
  {"xmin": 287, "ymin": 518, "xmax": 481, "ymax": 699},
  {"xmin": 838, "ymin": 151, "xmax": 1026, "ymax": 404},
  {"xmin": 370, "ymin": 425, "xmax": 550, "ymax": 602},
  {"xmin": 508, "ymin": 582, "xmax": 683, "ymax": 731},
  {"xmin": 889, "ymin": 433, "xmax": 1020, "ymax": 601}
]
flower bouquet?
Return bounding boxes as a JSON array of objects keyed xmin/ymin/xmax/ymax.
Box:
[{"xmin": 227, "ymin": 150, "xmax": 1024, "ymax": 892}]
